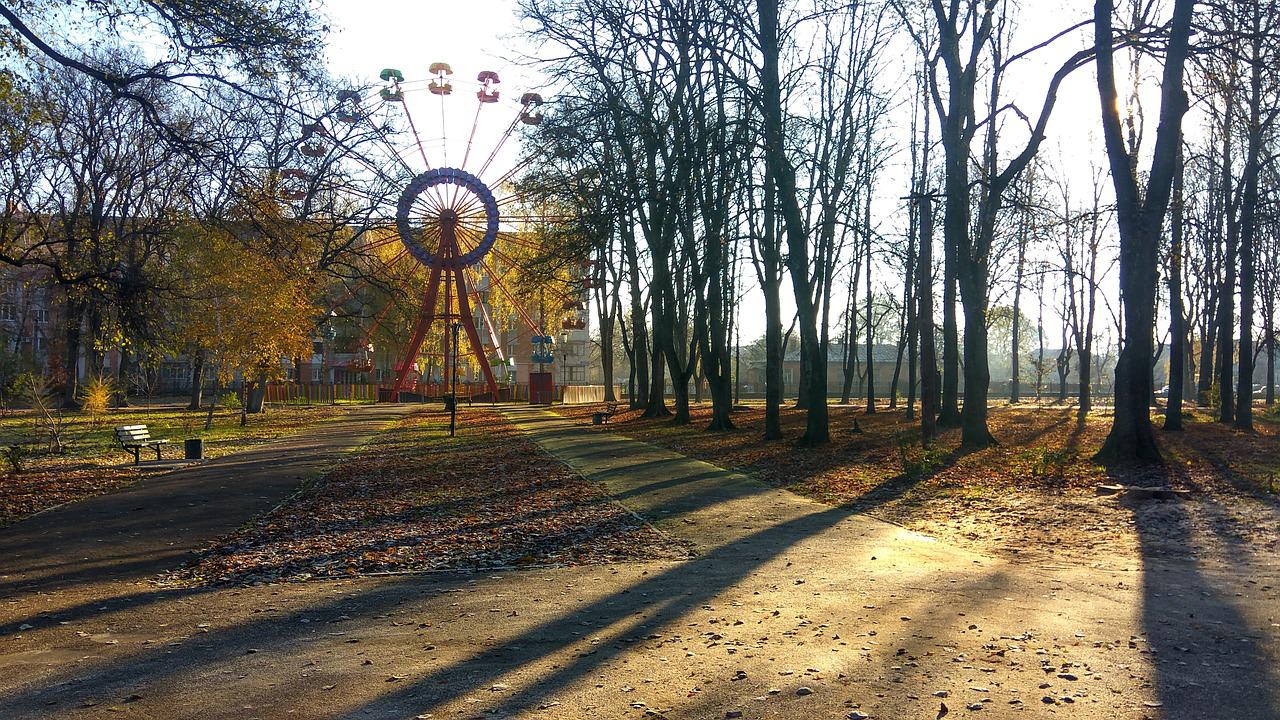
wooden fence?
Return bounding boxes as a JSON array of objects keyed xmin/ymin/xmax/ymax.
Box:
[{"xmin": 263, "ymin": 382, "xmax": 621, "ymax": 405}]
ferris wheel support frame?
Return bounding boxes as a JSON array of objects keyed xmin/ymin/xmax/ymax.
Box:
[{"xmin": 389, "ymin": 209, "xmax": 500, "ymax": 399}]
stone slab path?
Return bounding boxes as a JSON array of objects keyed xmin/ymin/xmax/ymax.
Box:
[{"xmin": 0, "ymin": 405, "xmax": 1275, "ymax": 719}]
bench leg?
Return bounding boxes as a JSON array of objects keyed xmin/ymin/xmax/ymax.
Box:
[
  {"xmin": 155, "ymin": 445, "xmax": 162, "ymax": 461},
  {"xmin": 131, "ymin": 448, "xmax": 140, "ymax": 465}
]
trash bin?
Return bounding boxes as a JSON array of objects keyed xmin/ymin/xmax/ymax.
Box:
[
  {"xmin": 184, "ymin": 438, "xmax": 204, "ymax": 460},
  {"xmin": 443, "ymin": 394, "xmax": 456, "ymax": 411}
]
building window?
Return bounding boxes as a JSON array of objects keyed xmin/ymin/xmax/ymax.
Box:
[
  {"xmin": 0, "ymin": 303, "xmax": 15, "ymax": 321},
  {"xmin": 31, "ymin": 307, "xmax": 49, "ymax": 325}
]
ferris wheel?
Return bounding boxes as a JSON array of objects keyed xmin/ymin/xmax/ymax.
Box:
[{"xmin": 280, "ymin": 63, "xmax": 590, "ymax": 400}]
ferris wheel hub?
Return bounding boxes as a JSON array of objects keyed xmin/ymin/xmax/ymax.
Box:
[{"xmin": 395, "ymin": 167, "xmax": 500, "ymax": 269}]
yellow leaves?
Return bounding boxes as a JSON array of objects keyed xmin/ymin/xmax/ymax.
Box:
[{"xmin": 171, "ymin": 210, "xmax": 316, "ymax": 383}]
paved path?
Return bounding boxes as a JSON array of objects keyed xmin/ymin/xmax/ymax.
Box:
[{"xmin": 0, "ymin": 405, "xmax": 1276, "ymax": 720}]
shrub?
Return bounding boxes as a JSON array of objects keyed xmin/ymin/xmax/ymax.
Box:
[
  {"xmin": 2, "ymin": 443, "xmax": 32, "ymax": 474},
  {"xmin": 24, "ymin": 374, "xmax": 67, "ymax": 453},
  {"xmin": 80, "ymin": 376, "xmax": 115, "ymax": 420}
]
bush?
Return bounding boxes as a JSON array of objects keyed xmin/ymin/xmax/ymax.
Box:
[
  {"xmin": 80, "ymin": 376, "xmax": 115, "ymax": 419},
  {"xmin": 23, "ymin": 374, "xmax": 67, "ymax": 453},
  {"xmin": 2, "ymin": 443, "xmax": 32, "ymax": 474}
]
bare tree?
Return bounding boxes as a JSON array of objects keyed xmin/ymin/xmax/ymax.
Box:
[{"xmin": 1093, "ymin": 0, "xmax": 1196, "ymax": 463}]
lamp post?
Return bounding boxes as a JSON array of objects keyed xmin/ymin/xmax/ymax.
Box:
[
  {"xmin": 559, "ymin": 330, "xmax": 568, "ymax": 403},
  {"xmin": 325, "ymin": 310, "xmax": 338, "ymax": 405},
  {"xmin": 450, "ymin": 320, "xmax": 460, "ymax": 437}
]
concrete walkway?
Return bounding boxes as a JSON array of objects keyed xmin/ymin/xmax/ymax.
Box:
[{"xmin": 0, "ymin": 405, "xmax": 1276, "ymax": 719}]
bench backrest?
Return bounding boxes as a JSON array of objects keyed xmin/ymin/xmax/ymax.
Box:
[{"xmin": 115, "ymin": 425, "xmax": 152, "ymax": 443}]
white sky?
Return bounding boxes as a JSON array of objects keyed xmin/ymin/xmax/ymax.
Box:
[{"xmin": 319, "ymin": 0, "xmax": 1144, "ymax": 351}]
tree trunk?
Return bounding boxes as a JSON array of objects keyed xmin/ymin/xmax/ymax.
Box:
[
  {"xmin": 61, "ymin": 299, "xmax": 84, "ymax": 410},
  {"xmin": 1093, "ymin": 0, "xmax": 1194, "ymax": 464},
  {"xmin": 644, "ymin": 337, "xmax": 668, "ymax": 418},
  {"xmin": 888, "ymin": 329, "xmax": 905, "ymax": 409},
  {"xmin": 247, "ymin": 372, "xmax": 268, "ymax": 414},
  {"xmin": 1011, "ymin": 236, "xmax": 1026, "ymax": 403},
  {"xmin": 625, "ymin": 224, "xmax": 650, "ymax": 411},
  {"xmin": 1165, "ymin": 147, "xmax": 1186, "ymax": 430},
  {"xmin": 864, "ymin": 228, "xmax": 876, "ymax": 413},
  {"xmin": 760, "ymin": 0, "xmax": 827, "ymax": 445},
  {"xmin": 958, "ymin": 270, "xmax": 995, "ymax": 447},
  {"xmin": 1198, "ymin": 318, "xmax": 1216, "ymax": 402},
  {"xmin": 1235, "ymin": 38, "xmax": 1264, "ymax": 432},
  {"xmin": 1216, "ymin": 105, "xmax": 1238, "ymax": 424},
  {"xmin": 114, "ymin": 347, "xmax": 131, "ymax": 408},
  {"xmin": 600, "ymin": 315, "xmax": 616, "ymax": 403},
  {"xmin": 1267, "ymin": 310, "xmax": 1276, "ymax": 406},
  {"xmin": 189, "ymin": 351, "xmax": 205, "ymax": 410},
  {"xmin": 918, "ymin": 194, "xmax": 938, "ymax": 445},
  {"xmin": 939, "ymin": 223, "xmax": 961, "ymax": 426},
  {"xmin": 764, "ymin": 273, "xmax": 783, "ymax": 440}
]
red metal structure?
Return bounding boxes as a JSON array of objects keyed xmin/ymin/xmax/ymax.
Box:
[{"xmin": 281, "ymin": 66, "xmax": 588, "ymax": 402}]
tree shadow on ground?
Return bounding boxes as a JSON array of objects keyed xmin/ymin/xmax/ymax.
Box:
[
  {"xmin": 0, "ymin": 407, "xmax": 963, "ymax": 718},
  {"xmin": 1107, "ymin": 461, "xmax": 1280, "ymax": 719}
]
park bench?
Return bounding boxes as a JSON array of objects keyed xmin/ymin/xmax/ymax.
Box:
[
  {"xmin": 115, "ymin": 424, "xmax": 169, "ymax": 464},
  {"xmin": 593, "ymin": 402, "xmax": 619, "ymax": 425}
]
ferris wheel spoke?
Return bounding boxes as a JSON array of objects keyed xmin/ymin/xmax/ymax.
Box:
[
  {"xmin": 477, "ymin": 256, "xmax": 543, "ymax": 333},
  {"xmin": 469, "ymin": 282, "xmax": 507, "ymax": 363},
  {"xmin": 453, "ymin": 223, "xmax": 483, "ymax": 257},
  {"xmin": 332, "ymin": 115, "xmax": 418, "ymax": 185},
  {"xmin": 411, "ymin": 192, "xmax": 447, "ymax": 221},
  {"xmin": 459, "ymin": 101, "xmax": 485, "ymax": 172},
  {"xmin": 450, "ymin": 195, "xmax": 487, "ymax": 219},
  {"xmin": 399, "ymin": 97, "xmax": 435, "ymax": 172},
  {"xmin": 487, "ymin": 163, "xmax": 537, "ymax": 197},
  {"xmin": 491, "ymin": 230, "xmax": 548, "ymax": 253},
  {"xmin": 357, "ymin": 297, "xmax": 398, "ymax": 350},
  {"xmin": 354, "ymin": 233, "xmax": 406, "ymax": 256},
  {"xmin": 327, "ymin": 149, "xmax": 406, "ymax": 205},
  {"xmin": 474, "ymin": 108, "xmax": 525, "ymax": 182},
  {"xmin": 488, "ymin": 245, "xmax": 578, "ymax": 308},
  {"xmin": 323, "ymin": 247, "xmax": 411, "ymax": 315}
]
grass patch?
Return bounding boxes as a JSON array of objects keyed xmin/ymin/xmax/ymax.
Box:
[{"xmin": 0, "ymin": 402, "xmax": 350, "ymax": 527}]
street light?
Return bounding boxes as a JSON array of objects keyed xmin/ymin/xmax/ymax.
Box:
[
  {"xmin": 449, "ymin": 320, "xmax": 460, "ymax": 437},
  {"xmin": 325, "ymin": 310, "xmax": 338, "ymax": 405}
]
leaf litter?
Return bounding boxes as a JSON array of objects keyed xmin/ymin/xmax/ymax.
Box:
[{"xmin": 171, "ymin": 408, "xmax": 691, "ymax": 584}]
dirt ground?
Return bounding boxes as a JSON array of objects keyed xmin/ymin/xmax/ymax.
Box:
[
  {"xmin": 554, "ymin": 401, "xmax": 1280, "ymax": 569},
  {"xmin": 1, "ymin": 404, "xmax": 1278, "ymax": 719}
]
